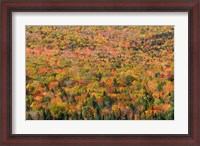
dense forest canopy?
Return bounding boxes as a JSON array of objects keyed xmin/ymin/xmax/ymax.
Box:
[{"xmin": 26, "ymin": 26, "xmax": 174, "ymax": 120}]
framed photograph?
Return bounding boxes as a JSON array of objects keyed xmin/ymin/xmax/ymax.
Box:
[{"xmin": 1, "ymin": 0, "xmax": 199, "ymax": 145}]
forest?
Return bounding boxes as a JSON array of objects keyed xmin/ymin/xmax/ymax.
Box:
[{"xmin": 26, "ymin": 26, "xmax": 174, "ymax": 120}]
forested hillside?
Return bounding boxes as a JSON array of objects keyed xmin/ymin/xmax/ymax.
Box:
[{"xmin": 26, "ymin": 26, "xmax": 174, "ymax": 120}]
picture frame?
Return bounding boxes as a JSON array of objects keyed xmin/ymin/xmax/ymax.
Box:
[{"xmin": 0, "ymin": 0, "xmax": 199, "ymax": 145}]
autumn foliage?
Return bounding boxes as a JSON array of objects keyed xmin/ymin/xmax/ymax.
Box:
[{"xmin": 26, "ymin": 26, "xmax": 174, "ymax": 120}]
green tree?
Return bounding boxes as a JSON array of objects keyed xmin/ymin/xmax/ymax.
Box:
[
  {"xmin": 113, "ymin": 78, "xmax": 118, "ymax": 88},
  {"xmin": 125, "ymin": 75, "xmax": 135, "ymax": 86}
]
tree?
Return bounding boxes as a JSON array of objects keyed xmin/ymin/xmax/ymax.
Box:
[
  {"xmin": 95, "ymin": 107, "xmax": 100, "ymax": 120},
  {"xmin": 113, "ymin": 78, "xmax": 118, "ymax": 88},
  {"xmin": 44, "ymin": 109, "xmax": 52, "ymax": 120},
  {"xmin": 125, "ymin": 75, "xmax": 135, "ymax": 86},
  {"xmin": 39, "ymin": 109, "xmax": 45, "ymax": 120}
]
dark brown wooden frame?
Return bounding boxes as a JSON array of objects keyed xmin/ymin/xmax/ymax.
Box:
[{"xmin": 0, "ymin": 0, "xmax": 199, "ymax": 145}]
